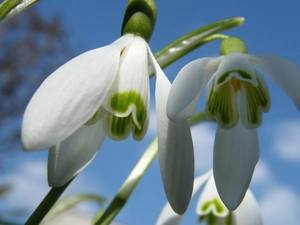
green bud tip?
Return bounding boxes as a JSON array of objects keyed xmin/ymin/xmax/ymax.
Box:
[
  {"xmin": 220, "ymin": 37, "xmax": 248, "ymax": 55},
  {"xmin": 121, "ymin": 0, "xmax": 157, "ymax": 42}
]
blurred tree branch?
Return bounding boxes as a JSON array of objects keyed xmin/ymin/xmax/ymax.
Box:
[
  {"xmin": 0, "ymin": 7, "xmax": 75, "ymax": 222},
  {"xmin": 0, "ymin": 6, "xmax": 74, "ymax": 155}
]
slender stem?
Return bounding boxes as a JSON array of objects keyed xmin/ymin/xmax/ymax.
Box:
[
  {"xmin": 24, "ymin": 178, "xmax": 74, "ymax": 225},
  {"xmin": 93, "ymin": 111, "xmax": 209, "ymax": 225},
  {"xmin": 94, "ymin": 138, "xmax": 158, "ymax": 225},
  {"xmin": 0, "ymin": 0, "xmax": 22, "ymax": 20},
  {"xmin": 188, "ymin": 111, "xmax": 208, "ymax": 126}
]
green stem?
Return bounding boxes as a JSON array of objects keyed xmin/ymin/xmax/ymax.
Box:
[
  {"xmin": 93, "ymin": 111, "xmax": 209, "ymax": 225},
  {"xmin": 93, "ymin": 138, "xmax": 158, "ymax": 225},
  {"xmin": 0, "ymin": 0, "xmax": 22, "ymax": 20},
  {"xmin": 188, "ymin": 111, "xmax": 208, "ymax": 126},
  {"xmin": 24, "ymin": 178, "xmax": 74, "ymax": 225},
  {"xmin": 148, "ymin": 17, "xmax": 244, "ymax": 77}
]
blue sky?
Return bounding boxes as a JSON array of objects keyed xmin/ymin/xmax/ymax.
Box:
[{"xmin": 1, "ymin": 0, "xmax": 300, "ymax": 224}]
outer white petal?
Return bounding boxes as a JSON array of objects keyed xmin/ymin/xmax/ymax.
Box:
[
  {"xmin": 166, "ymin": 57, "xmax": 221, "ymax": 122},
  {"xmin": 213, "ymin": 120, "xmax": 259, "ymax": 211},
  {"xmin": 148, "ymin": 47, "xmax": 194, "ymax": 215},
  {"xmin": 196, "ymin": 174, "xmax": 229, "ymax": 217},
  {"xmin": 247, "ymin": 54, "xmax": 300, "ymax": 110},
  {"xmin": 156, "ymin": 171, "xmax": 211, "ymax": 225},
  {"xmin": 233, "ymin": 190, "xmax": 263, "ymax": 225},
  {"xmin": 48, "ymin": 120, "xmax": 105, "ymax": 187},
  {"xmin": 22, "ymin": 34, "xmax": 134, "ymax": 151}
]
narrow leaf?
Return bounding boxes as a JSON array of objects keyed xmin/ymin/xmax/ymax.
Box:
[
  {"xmin": 149, "ymin": 17, "xmax": 245, "ymax": 76},
  {"xmin": 43, "ymin": 194, "xmax": 109, "ymax": 222}
]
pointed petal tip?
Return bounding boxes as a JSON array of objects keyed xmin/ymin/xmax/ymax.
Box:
[
  {"xmin": 213, "ymin": 122, "xmax": 259, "ymax": 212},
  {"xmin": 168, "ymin": 195, "xmax": 190, "ymax": 215}
]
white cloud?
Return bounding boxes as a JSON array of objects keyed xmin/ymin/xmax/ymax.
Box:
[
  {"xmin": 191, "ymin": 122, "xmax": 216, "ymax": 174},
  {"xmin": 251, "ymin": 160, "xmax": 274, "ymax": 187},
  {"xmin": 146, "ymin": 106, "xmax": 157, "ymax": 137},
  {"xmin": 249, "ymin": 159, "xmax": 300, "ymax": 225},
  {"xmin": 0, "ymin": 159, "xmax": 104, "ymax": 223},
  {"xmin": 270, "ymin": 120, "xmax": 300, "ymax": 162},
  {"xmin": 259, "ymin": 186, "xmax": 300, "ymax": 225},
  {"xmin": 0, "ymin": 160, "xmax": 49, "ymax": 222}
]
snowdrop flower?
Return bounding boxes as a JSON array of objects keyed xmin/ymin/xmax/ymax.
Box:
[
  {"xmin": 167, "ymin": 37, "xmax": 300, "ymax": 210},
  {"xmin": 156, "ymin": 171, "xmax": 262, "ymax": 225},
  {"xmin": 21, "ymin": 0, "xmax": 192, "ymax": 190}
]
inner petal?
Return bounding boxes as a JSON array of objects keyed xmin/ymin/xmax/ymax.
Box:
[
  {"xmin": 103, "ymin": 90, "xmax": 149, "ymax": 141},
  {"xmin": 198, "ymin": 212, "xmax": 232, "ymax": 225},
  {"xmin": 239, "ymin": 74, "xmax": 270, "ymax": 129},
  {"xmin": 205, "ymin": 81, "xmax": 239, "ymax": 129},
  {"xmin": 101, "ymin": 36, "xmax": 150, "ymax": 141}
]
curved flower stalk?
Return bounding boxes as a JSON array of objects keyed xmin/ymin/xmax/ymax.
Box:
[
  {"xmin": 156, "ymin": 171, "xmax": 262, "ymax": 225},
  {"xmin": 167, "ymin": 37, "xmax": 300, "ymax": 210},
  {"xmin": 21, "ymin": 0, "xmax": 192, "ymax": 191}
]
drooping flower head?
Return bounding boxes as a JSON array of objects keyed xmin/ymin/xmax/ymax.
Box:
[
  {"xmin": 206, "ymin": 37, "xmax": 270, "ymax": 130},
  {"xmin": 167, "ymin": 36, "xmax": 300, "ymax": 210},
  {"xmin": 156, "ymin": 171, "xmax": 263, "ymax": 225},
  {"xmin": 21, "ymin": 0, "xmax": 168, "ymax": 187}
]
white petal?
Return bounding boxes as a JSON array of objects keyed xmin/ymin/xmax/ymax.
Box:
[
  {"xmin": 166, "ymin": 57, "xmax": 221, "ymax": 122},
  {"xmin": 248, "ymin": 54, "xmax": 300, "ymax": 110},
  {"xmin": 155, "ymin": 171, "xmax": 211, "ymax": 225},
  {"xmin": 48, "ymin": 120, "xmax": 105, "ymax": 187},
  {"xmin": 233, "ymin": 190, "xmax": 263, "ymax": 225},
  {"xmin": 102, "ymin": 36, "xmax": 150, "ymax": 141},
  {"xmin": 148, "ymin": 48, "xmax": 194, "ymax": 215},
  {"xmin": 213, "ymin": 121, "xmax": 259, "ymax": 210},
  {"xmin": 103, "ymin": 36, "xmax": 150, "ymax": 118},
  {"xmin": 22, "ymin": 34, "xmax": 134, "ymax": 151},
  {"xmin": 196, "ymin": 174, "xmax": 229, "ymax": 217}
]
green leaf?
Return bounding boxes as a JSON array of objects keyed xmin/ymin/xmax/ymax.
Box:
[
  {"xmin": 149, "ymin": 17, "xmax": 245, "ymax": 76},
  {"xmin": 93, "ymin": 138, "xmax": 158, "ymax": 225},
  {"xmin": 43, "ymin": 194, "xmax": 109, "ymax": 223},
  {"xmin": 0, "ymin": 0, "xmax": 39, "ymax": 22}
]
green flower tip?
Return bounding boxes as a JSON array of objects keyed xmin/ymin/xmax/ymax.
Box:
[
  {"xmin": 121, "ymin": 0, "xmax": 157, "ymax": 42},
  {"xmin": 220, "ymin": 37, "xmax": 248, "ymax": 55}
]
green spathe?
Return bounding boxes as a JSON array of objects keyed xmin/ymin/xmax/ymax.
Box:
[
  {"xmin": 220, "ymin": 37, "xmax": 248, "ymax": 55},
  {"xmin": 121, "ymin": 0, "xmax": 157, "ymax": 42}
]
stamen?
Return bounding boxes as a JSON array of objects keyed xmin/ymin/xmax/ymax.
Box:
[{"xmin": 230, "ymin": 77, "xmax": 242, "ymax": 92}]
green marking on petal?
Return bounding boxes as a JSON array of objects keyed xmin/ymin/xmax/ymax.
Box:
[
  {"xmin": 243, "ymin": 76, "xmax": 270, "ymax": 128},
  {"xmin": 105, "ymin": 91, "xmax": 148, "ymax": 141},
  {"xmin": 201, "ymin": 198, "xmax": 226, "ymax": 214},
  {"xmin": 199, "ymin": 198, "xmax": 232, "ymax": 225},
  {"xmin": 205, "ymin": 81, "xmax": 239, "ymax": 129},
  {"xmin": 217, "ymin": 70, "xmax": 252, "ymax": 86},
  {"xmin": 213, "ymin": 198, "xmax": 225, "ymax": 214}
]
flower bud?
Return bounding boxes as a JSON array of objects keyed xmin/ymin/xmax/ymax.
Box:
[{"xmin": 121, "ymin": 0, "xmax": 157, "ymax": 42}]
